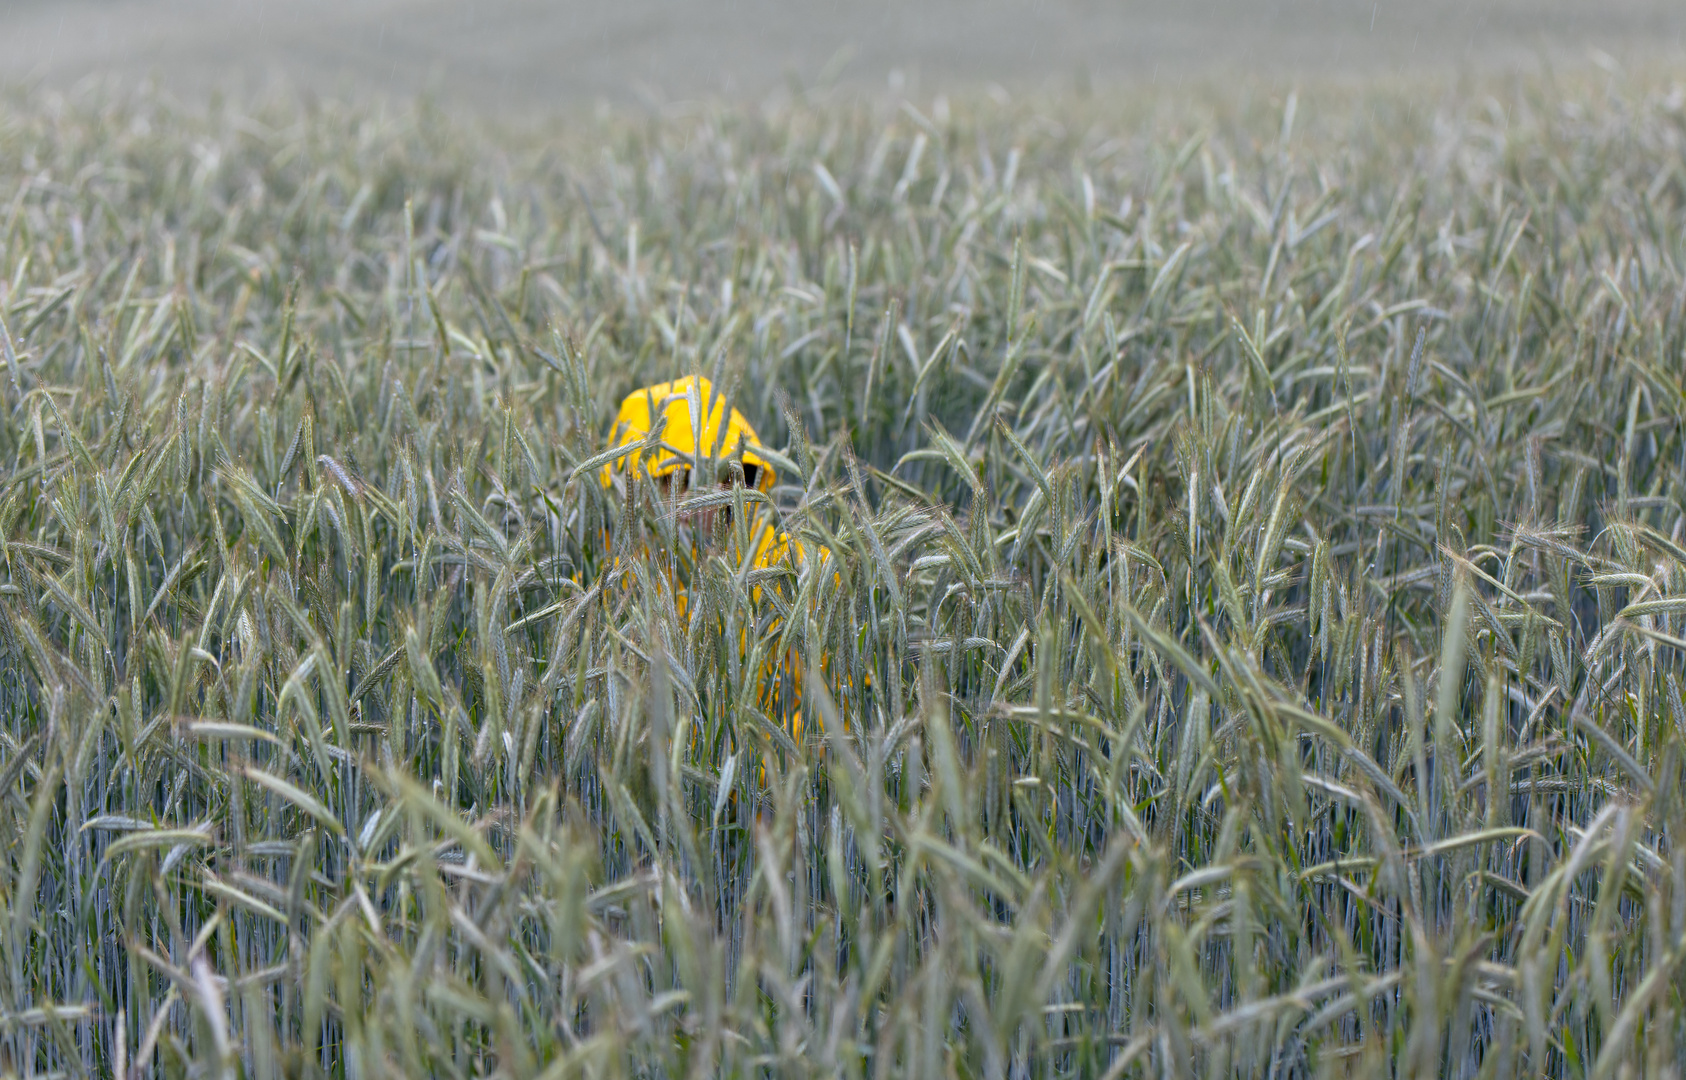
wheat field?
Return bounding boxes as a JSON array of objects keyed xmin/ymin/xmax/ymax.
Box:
[{"xmin": 1, "ymin": 72, "xmax": 1686, "ymax": 1077}]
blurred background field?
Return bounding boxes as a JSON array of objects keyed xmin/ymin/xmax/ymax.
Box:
[
  {"xmin": 3, "ymin": 0, "xmax": 1685, "ymax": 110},
  {"xmin": 5, "ymin": 4, "xmax": 1686, "ymax": 1079}
]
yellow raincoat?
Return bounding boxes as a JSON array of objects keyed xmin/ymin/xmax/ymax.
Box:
[{"xmin": 600, "ymin": 376, "xmax": 827, "ymax": 745}]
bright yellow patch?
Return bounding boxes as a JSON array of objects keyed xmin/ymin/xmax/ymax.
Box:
[{"xmin": 600, "ymin": 375, "xmax": 775, "ymax": 491}]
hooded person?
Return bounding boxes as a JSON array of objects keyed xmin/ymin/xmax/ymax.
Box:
[
  {"xmin": 598, "ymin": 375, "xmax": 834, "ymax": 750},
  {"xmin": 599, "ymin": 375, "xmax": 795, "ymax": 574}
]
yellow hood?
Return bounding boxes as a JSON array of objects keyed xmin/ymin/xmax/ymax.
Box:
[{"xmin": 600, "ymin": 376, "xmax": 775, "ymax": 491}]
